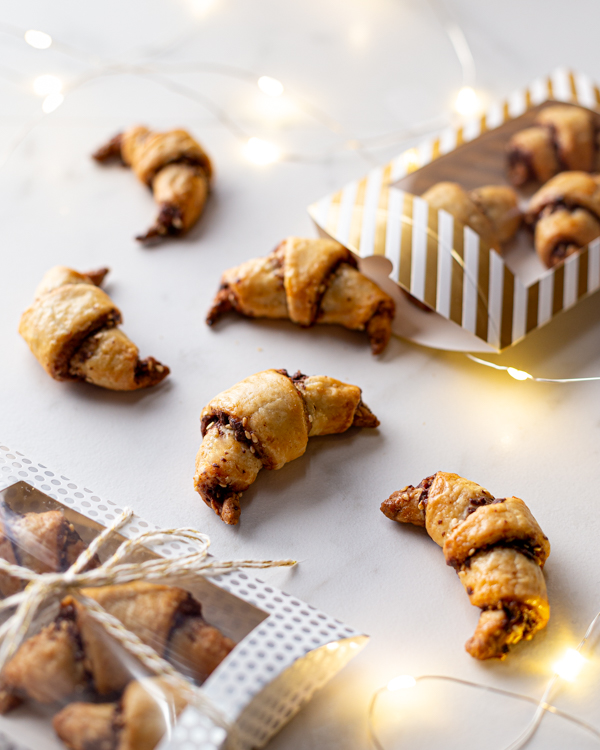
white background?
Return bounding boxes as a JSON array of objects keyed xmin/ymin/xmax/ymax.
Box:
[{"xmin": 1, "ymin": 1, "xmax": 600, "ymax": 748}]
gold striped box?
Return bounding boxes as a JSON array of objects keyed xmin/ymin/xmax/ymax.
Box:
[{"xmin": 309, "ymin": 69, "xmax": 600, "ymax": 353}]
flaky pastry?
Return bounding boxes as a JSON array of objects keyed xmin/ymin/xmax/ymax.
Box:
[
  {"xmin": 207, "ymin": 237, "xmax": 395, "ymax": 354},
  {"xmin": 381, "ymin": 472, "xmax": 550, "ymax": 659},
  {"xmin": 526, "ymin": 171, "xmax": 600, "ymax": 267},
  {"xmin": 19, "ymin": 265, "xmax": 169, "ymax": 390},
  {"xmin": 0, "ymin": 581, "xmax": 234, "ymax": 712},
  {"xmin": 93, "ymin": 126, "xmax": 212, "ymax": 242},
  {"xmin": 53, "ymin": 677, "xmax": 188, "ymax": 750},
  {"xmin": 194, "ymin": 368, "xmax": 379, "ymax": 524},
  {"xmin": 421, "ymin": 182, "xmax": 521, "ymax": 250},
  {"xmin": 0, "ymin": 508, "xmax": 96, "ymax": 598},
  {"xmin": 507, "ymin": 105, "xmax": 599, "ymax": 186}
]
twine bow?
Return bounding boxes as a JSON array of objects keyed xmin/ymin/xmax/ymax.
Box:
[{"xmin": 0, "ymin": 508, "xmax": 296, "ymax": 738}]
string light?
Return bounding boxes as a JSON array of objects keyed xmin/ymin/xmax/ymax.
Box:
[
  {"xmin": 369, "ymin": 611, "xmax": 600, "ymax": 750},
  {"xmin": 387, "ymin": 675, "xmax": 416, "ymax": 691},
  {"xmin": 466, "ymin": 354, "xmax": 600, "ymax": 384},
  {"xmin": 33, "ymin": 74, "xmax": 62, "ymax": 96},
  {"xmin": 454, "ymin": 85, "xmax": 482, "ymax": 117},
  {"xmin": 41, "ymin": 92, "xmax": 64, "ymax": 113},
  {"xmin": 554, "ymin": 648, "xmax": 587, "ymax": 682},
  {"xmin": 0, "ymin": 0, "xmax": 481, "ymax": 171},
  {"xmin": 402, "ymin": 147, "xmax": 420, "ymax": 173},
  {"xmin": 257, "ymin": 75, "xmax": 284, "ymax": 97},
  {"xmin": 244, "ymin": 137, "xmax": 281, "ymax": 165},
  {"xmin": 189, "ymin": 0, "xmax": 218, "ymax": 17},
  {"xmin": 24, "ymin": 29, "xmax": 52, "ymax": 49}
]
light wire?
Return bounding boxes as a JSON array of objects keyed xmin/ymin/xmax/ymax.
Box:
[
  {"xmin": 369, "ymin": 610, "xmax": 600, "ymax": 750},
  {"xmin": 466, "ymin": 353, "xmax": 600, "ymax": 384}
]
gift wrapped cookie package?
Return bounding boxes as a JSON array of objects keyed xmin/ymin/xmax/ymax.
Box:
[
  {"xmin": 0, "ymin": 445, "xmax": 367, "ymax": 750},
  {"xmin": 310, "ymin": 68, "xmax": 600, "ymax": 353}
]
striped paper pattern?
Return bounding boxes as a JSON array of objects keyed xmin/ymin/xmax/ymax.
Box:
[{"xmin": 309, "ymin": 69, "xmax": 600, "ymax": 351}]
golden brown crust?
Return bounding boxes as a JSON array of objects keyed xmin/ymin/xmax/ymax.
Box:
[
  {"xmin": 507, "ymin": 126, "xmax": 558, "ymax": 186},
  {"xmin": 0, "ymin": 582, "xmax": 234, "ymax": 710},
  {"xmin": 527, "ymin": 172, "xmax": 600, "ymax": 267},
  {"xmin": 0, "ymin": 510, "xmax": 92, "ymax": 597},
  {"xmin": 206, "ymin": 237, "xmax": 395, "ymax": 354},
  {"xmin": 381, "ymin": 472, "xmax": 550, "ymax": 659},
  {"xmin": 422, "ymin": 182, "xmax": 521, "ymax": 250},
  {"xmin": 469, "ymin": 185, "xmax": 522, "ymax": 244},
  {"xmin": 422, "ymin": 182, "xmax": 498, "ymax": 247},
  {"xmin": 194, "ymin": 369, "xmax": 379, "ymax": 524},
  {"xmin": 53, "ymin": 678, "xmax": 189, "ymax": 750},
  {"xmin": 443, "ymin": 496, "xmax": 550, "ymax": 569},
  {"xmin": 19, "ymin": 283, "xmax": 122, "ymax": 380},
  {"xmin": 19, "ymin": 266, "xmax": 169, "ymax": 390},
  {"xmin": 0, "ymin": 619, "xmax": 86, "ymax": 705},
  {"xmin": 53, "ymin": 702, "xmax": 116, "ymax": 750},
  {"xmin": 283, "ymin": 237, "xmax": 352, "ymax": 326},
  {"xmin": 507, "ymin": 105, "xmax": 597, "ymax": 186},
  {"xmin": 536, "ymin": 105, "xmax": 595, "ymax": 172},
  {"xmin": 93, "ymin": 126, "xmax": 212, "ymax": 243}
]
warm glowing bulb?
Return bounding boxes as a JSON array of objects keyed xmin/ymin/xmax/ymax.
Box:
[
  {"xmin": 553, "ymin": 648, "xmax": 586, "ymax": 681},
  {"xmin": 387, "ymin": 675, "xmax": 416, "ymax": 691},
  {"xmin": 244, "ymin": 137, "xmax": 281, "ymax": 165},
  {"xmin": 24, "ymin": 30, "xmax": 52, "ymax": 49},
  {"xmin": 455, "ymin": 86, "xmax": 482, "ymax": 117},
  {"xmin": 507, "ymin": 367, "xmax": 532, "ymax": 381},
  {"xmin": 258, "ymin": 76, "xmax": 284, "ymax": 97},
  {"xmin": 33, "ymin": 75, "xmax": 62, "ymax": 96},
  {"xmin": 42, "ymin": 92, "xmax": 64, "ymax": 113},
  {"xmin": 326, "ymin": 642, "xmax": 340, "ymax": 652},
  {"xmin": 190, "ymin": 0, "xmax": 217, "ymax": 16},
  {"xmin": 403, "ymin": 148, "xmax": 420, "ymax": 173}
]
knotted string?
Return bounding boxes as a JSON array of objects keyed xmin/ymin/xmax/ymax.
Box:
[{"xmin": 0, "ymin": 508, "xmax": 296, "ymax": 742}]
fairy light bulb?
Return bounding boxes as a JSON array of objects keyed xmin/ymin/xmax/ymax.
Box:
[
  {"xmin": 553, "ymin": 649, "xmax": 586, "ymax": 681},
  {"xmin": 190, "ymin": 0, "xmax": 217, "ymax": 17},
  {"xmin": 387, "ymin": 675, "xmax": 416, "ymax": 691},
  {"xmin": 507, "ymin": 367, "xmax": 532, "ymax": 382},
  {"xmin": 403, "ymin": 148, "xmax": 420, "ymax": 173},
  {"xmin": 33, "ymin": 74, "xmax": 62, "ymax": 96},
  {"xmin": 244, "ymin": 137, "xmax": 281, "ymax": 165},
  {"xmin": 24, "ymin": 30, "xmax": 52, "ymax": 49},
  {"xmin": 42, "ymin": 93, "xmax": 64, "ymax": 113},
  {"xmin": 455, "ymin": 86, "xmax": 482, "ymax": 117},
  {"xmin": 257, "ymin": 76, "xmax": 284, "ymax": 97}
]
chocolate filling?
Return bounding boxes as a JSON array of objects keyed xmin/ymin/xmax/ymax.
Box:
[
  {"xmin": 201, "ymin": 411, "xmax": 248, "ymax": 443},
  {"xmin": 136, "ymin": 204, "xmax": 185, "ymax": 243},
  {"xmin": 91, "ymin": 133, "xmax": 124, "ymax": 164},
  {"xmin": 147, "ymin": 154, "xmax": 211, "ymax": 187},
  {"xmin": 551, "ymin": 241, "xmax": 577, "ymax": 261},
  {"xmin": 413, "ymin": 474, "xmax": 436, "ymax": 508},
  {"xmin": 109, "ymin": 702, "xmax": 124, "ymax": 750},
  {"xmin": 134, "ymin": 357, "xmax": 170, "ymax": 387},
  {"xmin": 449, "ymin": 538, "xmax": 543, "ymax": 571},
  {"xmin": 492, "ymin": 600, "xmax": 540, "ymax": 648},
  {"xmin": 310, "ymin": 257, "xmax": 358, "ymax": 326},
  {"xmin": 507, "ymin": 146, "xmax": 537, "ymax": 186},
  {"xmin": 55, "ymin": 604, "xmax": 97, "ymax": 691},
  {"xmin": 166, "ymin": 593, "xmax": 203, "ymax": 658},
  {"xmin": 60, "ymin": 308, "xmax": 122, "ymax": 381},
  {"xmin": 57, "ymin": 521, "xmax": 86, "ymax": 572},
  {"xmin": 465, "ymin": 494, "xmax": 502, "ymax": 516}
]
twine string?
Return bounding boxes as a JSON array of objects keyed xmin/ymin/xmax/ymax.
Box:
[{"xmin": 0, "ymin": 507, "xmax": 296, "ymax": 740}]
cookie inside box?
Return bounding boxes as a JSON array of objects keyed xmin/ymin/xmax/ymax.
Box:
[
  {"xmin": 310, "ymin": 79, "xmax": 600, "ymax": 352},
  {"xmin": 0, "ymin": 481, "xmax": 268, "ymax": 643},
  {"xmin": 394, "ymin": 101, "xmax": 600, "ymax": 287}
]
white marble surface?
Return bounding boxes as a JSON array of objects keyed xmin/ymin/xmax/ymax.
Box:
[{"xmin": 2, "ymin": 1, "xmax": 600, "ymax": 748}]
